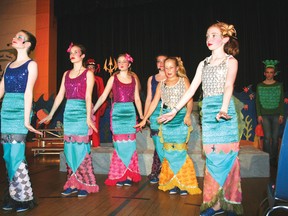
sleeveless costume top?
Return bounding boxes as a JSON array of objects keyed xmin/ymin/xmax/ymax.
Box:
[
  {"xmin": 65, "ymin": 69, "xmax": 88, "ymax": 99},
  {"xmin": 160, "ymin": 77, "xmax": 186, "ymax": 109},
  {"xmin": 4, "ymin": 60, "xmax": 32, "ymax": 93},
  {"xmin": 112, "ymin": 74, "xmax": 135, "ymax": 103},
  {"xmin": 202, "ymin": 55, "xmax": 230, "ymax": 97}
]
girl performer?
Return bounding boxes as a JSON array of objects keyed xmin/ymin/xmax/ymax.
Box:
[
  {"xmin": 1, "ymin": 30, "xmax": 42, "ymax": 212},
  {"xmin": 92, "ymin": 53, "xmax": 143, "ymax": 186},
  {"xmin": 158, "ymin": 22, "xmax": 243, "ymax": 216},
  {"xmin": 39, "ymin": 43, "xmax": 99, "ymax": 197},
  {"xmin": 136, "ymin": 57, "xmax": 202, "ymax": 196}
]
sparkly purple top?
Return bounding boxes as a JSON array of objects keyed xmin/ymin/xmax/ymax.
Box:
[
  {"xmin": 4, "ymin": 60, "xmax": 32, "ymax": 93},
  {"xmin": 112, "ymin": 74, "xmax": 136, "ymax": 102},
  {"xmin": 65, "ymin": 69, "xmax": 88, "ymax": 99}
]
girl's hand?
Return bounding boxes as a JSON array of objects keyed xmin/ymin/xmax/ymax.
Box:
[
  {"xmin": 134, "ymin": 120, "xmax": 147, "ymax": 129},
  {"xmin": 87, "ymin": 119, "xmax": 98, "ymax": 133},
  {"xmin": 38, "ymin": 115, "xmax": 52, "ymax": 125},
  {"xmin": 25, "ymin": 123, "xmax": 43, "ymax": 136},
  {"xmin": 157, "ymin": 110, "xmax": 177, "ymax": 124},
  {"xmin": 184, "ymin": 115, "xmax": 191, "ymax": 126},
  {"xmin": 216, "ymin": 111, "xmax": 232, "ymax": 121}
]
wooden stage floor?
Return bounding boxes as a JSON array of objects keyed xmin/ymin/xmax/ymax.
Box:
[{"xmin": 0, "ymin": 142, "xmax": 284, "ymax": 216}]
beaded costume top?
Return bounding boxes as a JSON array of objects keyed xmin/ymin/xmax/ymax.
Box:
[
  {"xmin": 160, "ymin": 77, "xmax": 186, "ymax": 109},
  {"xmin": 202, "ymin": 55, "xmax": 230, "ymax": 98},
  {"xmin": 112, "ymin": 74, "xmax": 136, "ymax": 102},
  {"xmin": 65, "ymin": 69, "xmax": 88, "ymax": 99},
  {"xmin": 4, "ymin": 60, "xmax": 32, "ymax": 93}
]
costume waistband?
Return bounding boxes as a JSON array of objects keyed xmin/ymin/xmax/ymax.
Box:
[{"xmin": 163, "ymin": 143, "xmax": 188, "ymax": 151}]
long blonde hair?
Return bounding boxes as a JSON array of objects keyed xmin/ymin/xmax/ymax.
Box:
[{"xmin": 165, "ymin": 57, "xmax": 187, "ymax": 78}]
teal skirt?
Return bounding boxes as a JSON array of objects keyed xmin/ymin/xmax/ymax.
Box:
[
  {"xmin": 64, "ymin": 99, "xmax": 89, "ymax": 136},
  {"xmin": 202, "ymin": 95, "xmax": 239, "ymax": 145},
  {"xmin": 1, "ymin": 93, "xmax": 27, "ymax": 134},
  {"xmin": 63, "ymin": 99, "xmax": 90, "ymax": 173}
]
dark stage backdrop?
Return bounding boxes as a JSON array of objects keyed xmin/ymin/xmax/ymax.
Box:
[{"xmin": 54, "ymin": 0, "xmax": 287, "ymax": 100}]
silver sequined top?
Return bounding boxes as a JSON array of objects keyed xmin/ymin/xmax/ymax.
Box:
[
  {"xmin": 160, "ymin": 77, "xmax": 186, "ymax": 109},
  {"xmin": 202, "ymin": 55, "xmax": 230, "ymax": 98}
]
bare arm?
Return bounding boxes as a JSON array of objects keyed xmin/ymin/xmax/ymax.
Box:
[
  {"xmin": 135, "ymin": 83, "xmax": 161, "ymax": 128},
  {"xmin": 38, "ymin": 72, "xmax": 67, "ymax": 124},
  {"xmin": 215, "ymin": 57, "xmax": 238, "ymax": 121},
  {"xmin": 144, "ymin": 76, "xmax": 153, "ymax": 116},
  {"xmin": 0, "ymin": 63, "xmax": 9, "ymax": 99},
  {"xmin": 24, "ymin": 61, "xmax": 42, "ymax": 135},
  {"xmin": 92, "ymin": 76, "xmax": 114, "ymax": 113},
  {"xmin": 158, "ymin": 61, "xmax": 204, "ymax": 123},
  {"xmin": 85, "ymin": 70, "xmax": 97, "ymax": 132},
  {"xmin": 134, "ymin": 76, "xmax": 144, "ymax": 119},
  {"xmin": 183, "ymin": 77, "xmax": 193, "ymax": 126}
]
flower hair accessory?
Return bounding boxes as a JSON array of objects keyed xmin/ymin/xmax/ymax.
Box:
[
  {"xmin": 125, "ymin": 53, "xmax": 134, "ymax": 63},
  {"xmin": 66, "ymin": 42, "xmax": 73, "ymax": 53},
  {"xmin": 221, "ymin": 23, "xmax": 237, "ymax": 39}
]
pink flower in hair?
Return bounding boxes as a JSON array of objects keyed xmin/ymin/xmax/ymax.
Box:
[
  {"xmin": 125, "ymin": 53, "xmax": 134, "ymax": 63},
  {"xmin": 66, "ymin": 42, "xmax": 74, "ymax": 53}
]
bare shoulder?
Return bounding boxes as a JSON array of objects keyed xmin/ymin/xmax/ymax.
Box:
[
  {"xmin": 27, "ymin": 60, "xmax": 37, "ymax": 70},
  {"xmin": 86, "ymin": 69, "xmax": 94, "ymax": 76},
  {"xmin": 147, "ymin": 75, "xmax": 152, "ymax": 82},
  {"xmin": 227, "ymin": 56, "xmax": 238, "ymax": 64},
  {"xmin": 183, "ymin": 77, "xmax": 190, "ymax": 84}
]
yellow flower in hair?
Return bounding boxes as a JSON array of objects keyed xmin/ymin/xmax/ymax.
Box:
[{"xmin": 222, "ymin": 24, "xmax": 237, "ymax": 38}]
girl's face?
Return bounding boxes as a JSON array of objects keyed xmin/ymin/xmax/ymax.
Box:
[
  {"xmin": 12, "ymin": 31, "xmax": 28, "ymax": 48},
  {"xmin": 206, "ymin": 26, "xmax": 226, "ymax": 51},
  {"xmin": 69, "ymin": 46, "xmax": 84, "ymax": 63},
  {"xmin": 164, "ymin": 60, "xmax": 178, "ymax": 78},
  {"xmin": 117, "ymin": 56, "xmax": 130, "ymax": 71},
  {"xmin": 156, "ymin": 56, "xmax": 167, "ymax": 72}
]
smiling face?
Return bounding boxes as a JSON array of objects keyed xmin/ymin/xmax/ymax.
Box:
[{"xmin": 164, "ymin": 59, "xmax": 178, "ymax": 79}]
